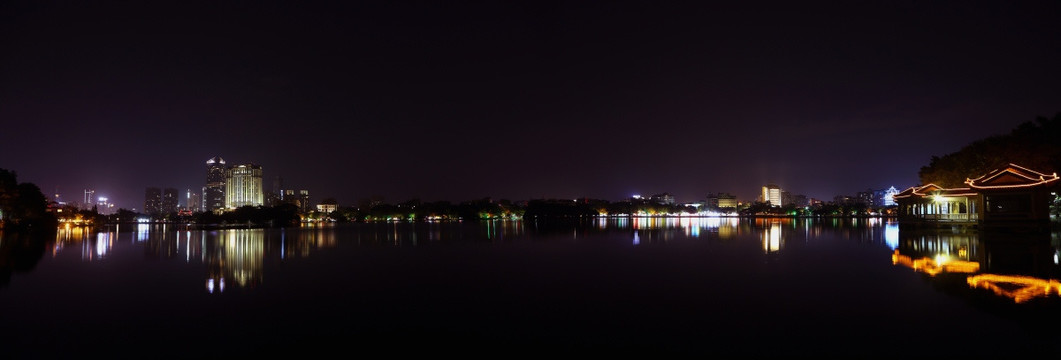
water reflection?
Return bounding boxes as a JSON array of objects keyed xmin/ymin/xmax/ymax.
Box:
[
  {"xmin": 0, "ymin": 229, "xmax": 52, "ymax": 288},
  {"xmin": 48, "ymin": 224, "xmax": 339, "ymax": 293},
  {"xmin": 55, "ymin": 224, "xmax": 118, "ymax": 260},
  {"xmin": 32, "ymin": 219, "xmax": 1061, "ymax": 306},
  {"xmin": 892, "ymin": 228, "xmax": 1061, "ymax": 304},
  {"xmin": 215, "ymin": 229, "xmax": 265, "ymax": 291},
  {"xmin": 627, "ymin": 216, "xmax": 742, "ymax": 244},
  {"xmin": 762, "ymin": 221, "xmax": 782, "ymax": 253}
]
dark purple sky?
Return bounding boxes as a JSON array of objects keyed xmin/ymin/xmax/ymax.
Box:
[{"xmin": 3, "ymin": 1, "xmax": 1060, "ymax": 210}]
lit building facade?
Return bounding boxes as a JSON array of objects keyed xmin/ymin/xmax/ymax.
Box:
[
  {"xmin": 881, "ymin": 186, "xmax": 899, "ymax": 207},
  {"xmin": 705, "ymin": 193, "xmax": 738, "ymax": 209},
  {"xmin": 762, "ymin": 184, "xmax": 782, "ymax": 207},
  {"xmin": 316, "ymin": 203, "xmax": 337, "ymax": 213},
  {"xmin": 717, "ymin": 194, "xmax": 738, "ymax": 208},
  {"xmin": 205, "ymin": 157, "xmax": 226, "ymax": 212},
  {"xmin": 225, "ymin": 164, "xmax": 264, "ymax": 209}
]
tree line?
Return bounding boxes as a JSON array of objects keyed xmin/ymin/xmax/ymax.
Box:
[{"xmin": 919, "ymin": 113, "xmax": 1061, "ymax": 188}]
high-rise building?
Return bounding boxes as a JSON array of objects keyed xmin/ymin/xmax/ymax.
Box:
[
  {"xmin": 83, "ymin": 189, "xmax": 95, "ymax": 211},
  {"xmin": 761, "ymin": 184, "xmax": 782, "ymax": 207},
  {"xmin": 205, "ymin": 156, "xmax": 227, "ymax": 212},
  {"xmin": 225, "ymin": 164, "xmax": 264, "ymax": 209},
  {"xmin": 144, "ymin": 187, "xmax": 162, "ymax": 214},
  {"xmin": 186, "ymin": 189, "xmax": 202, "ymax": 212},
  {"xmin": 162, "ymin": 188, "xmax": 179, "ymax": 213}
]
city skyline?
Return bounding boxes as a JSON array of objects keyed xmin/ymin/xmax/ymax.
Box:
[
  {"xmin": 51, "ymin": 155, "xmax": 900, "ymax": 212},
  {"xmin": 3, "ymin": 1, "xmax": 1060, "ymax": 210}
]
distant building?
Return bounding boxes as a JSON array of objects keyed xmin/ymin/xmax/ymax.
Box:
[
  {"xmin": 225, "ymin": 164, "xmax": 264, "ymax": 209},
  {"xmin": 880, "ymin": 186, "xmax": 899, "ymax": 207},
  {"xmin": 705, "ymin": 193, "xmax": 738, "ymax": 209},
  {"xmin": 162, "ymin": 188, "xmax": 179, "ymax": 214},
  {"xmin": 82, "ymin": 189, "xmax": 95, "ymax": 211},
  {"xmin": 265, "ymin": 175, "xmax": 283, "ymax": 207},
  {"xmin": 204, "ymin": 157, "xmax": 227, "ymax": 212},
  {"xmin": 833, "ymin": 195, "xmax": 857, "ymax": 205},
  {"xmin": 316, "ymin": 198, "xmax": 338, "ymax": 213},
  {"xmin": 96, "ymin": 197, "xmax": 115, "ymax": 215},
  {"xmin": 629, "ymin": 195, "xmax": 647, "ymax": 205},
  {"xmin": 144, "ymin": 187, "xmax": 162, "ymax": 214},
  {"xmin": 856, "ymin": 189, "xmax": 875, "ymax": 206},
  {"xmin": 650, "ymin": 193, "xmax": 675, "ymax": 205},
  {"xmin": 186, "ymin": 189, "xmax": 201, "ymax": 212},
  {"xmin": 761, "ymin": 184, "xmax": 782, "ymax": 207},
  {"xmin": 282, "ymin": 189, "xmax": 311, "ymax": 213},
  {"xmin": 856, "ymin": 186, "xmax": 902, "ymax": 207}
]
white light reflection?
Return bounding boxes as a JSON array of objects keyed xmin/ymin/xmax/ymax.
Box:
[
  {"xmin": 185, "ymin": 231, "xmax": 191, "ymax": 262},
  {"xmin": 136, "ymin": 224, "xmax": 150, "ymax": 242},
  {"xmin": 885, "ymin": 223, "xmax": 900, "ymax": 250},
  {"xmin": 207, "ymin": 278, "xmax": 226, "ymax": 294},
  {"xmin": 95, "ymin": 231, "xmax": 111, "ymax": 258},
  {"xmin": 704, "ymin": 216, "xmax": 721, "ymax": 229},
  {"xmin": 633, "ymin": 232, "xmax": 640, "ymax": 245}
]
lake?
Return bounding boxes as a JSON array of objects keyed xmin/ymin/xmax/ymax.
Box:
[{"xmin": 3, "ymin": 217, "xmax": 1061, "ymax": 357}]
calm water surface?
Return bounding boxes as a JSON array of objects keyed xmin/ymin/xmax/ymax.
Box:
[{"xmin": 3, "ymin": 217, "xmax": 1061, "ymax": 357}]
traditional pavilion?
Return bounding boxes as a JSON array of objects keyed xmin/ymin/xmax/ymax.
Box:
[{"xmin": 894, "ymin": 163, "xmax": 1059, "ymax": 230}]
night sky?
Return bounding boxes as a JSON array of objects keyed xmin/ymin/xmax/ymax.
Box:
[{"xmin": 3, "ymin": 1, "xmax": 1061, "ymax": 210}]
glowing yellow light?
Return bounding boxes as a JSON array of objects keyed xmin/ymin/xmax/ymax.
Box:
[
  {"xmin": 967, "ymin": 274, "xmax": 1061, "ymax": 303},
  {"xmin": 893, "ymin": 250, "xmax": 979, "ymax": 276}
]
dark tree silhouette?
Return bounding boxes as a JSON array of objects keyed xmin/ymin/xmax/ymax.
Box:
[
  {"xmin": 0, "ymin": 168, "xmax": 56, "ymax": 229},
  {"xmin": 919, "ymin": 113, "xmax": 1061, "ymax": 187}
]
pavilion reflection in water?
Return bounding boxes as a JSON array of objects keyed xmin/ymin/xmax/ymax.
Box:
[{"xmin": 890, "ymin": 227, "xmax": 1061, "ymax": 304}]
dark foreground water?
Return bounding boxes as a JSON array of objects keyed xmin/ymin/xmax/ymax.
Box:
[{"xmin": 3, "ymin": 217, "xmax": 1061, "ymax": 357}]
